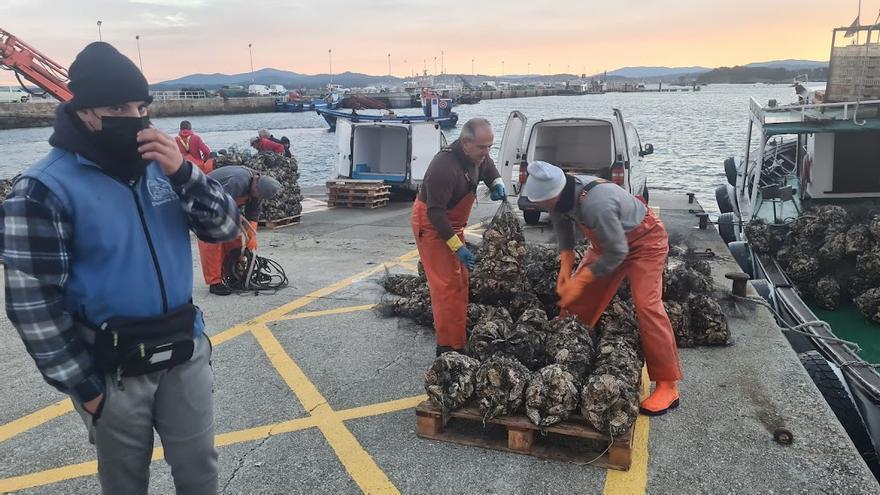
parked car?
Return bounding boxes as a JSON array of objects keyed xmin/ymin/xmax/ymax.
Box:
[
  {"xmin": 500, "ymin": 109, "xmax": 654, "ymax": 224},
  {"xmin": 0, "ymin": 86, "xmax": 30, "ymax": 103}
]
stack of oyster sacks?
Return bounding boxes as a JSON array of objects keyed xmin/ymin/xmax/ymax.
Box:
[
  {"xmin": 745, "ymin": 204, "xmax": 880, "ymax": 323},
  {"xmin": 213, "ymin": 149, "xmax": 304, "ymax": 221},
  {"xmin": 401, "ymin": 205, "xmax": 644, "ymax": 436},
  {"xmin": 657, "ymin": 252, "xmax": 731, "ymax": 348}
]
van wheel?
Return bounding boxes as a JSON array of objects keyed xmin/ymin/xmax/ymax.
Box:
[
  {"xmin": 523, "ymin": 210, "xmax": 541, "ymax": 225},
  {"xmin": 799, "ymin": 351, "xmax": 879, "ymax": 473}
]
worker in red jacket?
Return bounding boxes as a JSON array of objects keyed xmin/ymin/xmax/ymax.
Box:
[
  {"xmin": 176, "ymin": 120, "xmax": 213, "ymax": 173},
  {"xmin": 250, "ymin": 136, "xmax": 285, "ymax": 154}
]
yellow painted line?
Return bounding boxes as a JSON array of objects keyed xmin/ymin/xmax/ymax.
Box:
[
  {"xmin": 336, "ymin": 395, "xmax": 426, "ymax": 422},
  {"xmin": 396, "ymin": 261, "xmax": 418, "ymax": 272},
  {"xmin": 0, "ymin": 399, "xmax": 72, "ymax": 444},
  {"xmin": 273, "ymin": 304, "xmax": 375, "ymax": 322},
  {"xmin": 603, "ymin": 367, "xmax": 651, "ymax": 495},
  {"xmin": 209, "ymin": 323, "xmax": 253, "ymax": 346},
  {"xmin": 251, "ymin": 323, "xmax": 399, "ymax": 494},
  {"xmin": 0, "ymin": 460, "xmax": 99, "ymax": 493},
  {"xmin": 216, "ymin": 417, "xmax": 317, "ymax": 447}
]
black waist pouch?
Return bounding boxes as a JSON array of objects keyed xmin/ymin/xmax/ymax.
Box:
[{"xmin": 94, "ymin": 303, "xmax": 196, "ymax": 379}]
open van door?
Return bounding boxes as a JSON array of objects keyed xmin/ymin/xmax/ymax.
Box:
[
  {"xmin": 612, "ymin": 108, "xmax": 632, "ymax": 191},
  {"xmin": 335, "ymin": 119, "xmax": 353, "ymax": 178},
  {"xmin": 498, "ymin": 111, "xmax": 527, "ymax": 196},
  {"xmin": 410, "ymin": 122, "xmax": 441, "ymax": 184}
]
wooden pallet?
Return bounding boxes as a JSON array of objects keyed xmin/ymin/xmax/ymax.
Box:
[
  {"xmin": 327, "ymin": 198, "xmax": 389, "ymax": 209},
  {"xmin": 326, "ymin": 179, "xmax": 390, "ymax": 190},
  {"xmin": 257, "ymin": 215, "xmax": 302, "ymax": 229},
  {"xmin": 328, "ymin": 190, "xmax": 391, "ymax": 201},
  {"xmin": 415, "ymin": 400, "xmax": 633, "ymax": 470}
]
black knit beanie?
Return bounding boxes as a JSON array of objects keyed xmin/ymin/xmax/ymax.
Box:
[{"xmin": 68, "ymin": 42, "xmax": 153, "ymax": 110}]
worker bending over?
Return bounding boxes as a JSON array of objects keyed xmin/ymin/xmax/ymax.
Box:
[
  {"xmin": 250, "ymin": 135, "xmax": 285, "ymax": 155},
  {"xmin": 522, "ymin": 161, "xmax": 683, "ymax": 416},
  {"xmin": 176, "ymin": 120, "xmax": 213, "ymax": 173},
  {"xmin": 198, "ymin": 165, "xmax": 281, "ymax": 295},
  {"xmin": 413, "ymin": 118, "xmax": 507, "ymax": 356}
]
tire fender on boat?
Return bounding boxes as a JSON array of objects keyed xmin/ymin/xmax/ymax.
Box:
[
  {"xmin": 799, "ymin": 351, "xmax": 878, "ymax": 472},
  {"xmin": 749, "ymin": 279, "xmax": 771, "ymax": 301},
  {"xmin": 717, "ymin": 212, "xmax": 738, "ymax": 244},
  {"xmin": 716, "ymin": 185, "xmax": 735, "ymax": 214},
  {"xmin": 724, "ymin": 156, "xmax": 738, "ymax": 187},
  {"xmin": 727, "ymin": 241, "xmax": 753, "ymax": 278}
]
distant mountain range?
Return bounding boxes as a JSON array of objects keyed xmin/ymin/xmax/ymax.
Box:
[{"xmin": 151, "ymin": 59, "xmax": 829, "ymax": 90}]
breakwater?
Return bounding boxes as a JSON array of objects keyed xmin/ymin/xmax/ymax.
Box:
[{"xmin": 0, "ymin": 97, "xmax": 277, "ymax": 130}]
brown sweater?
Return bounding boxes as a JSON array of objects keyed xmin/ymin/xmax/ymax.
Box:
[{"xmin": 417, "ymin": 140, "xmax": 502, "ymax": 240}]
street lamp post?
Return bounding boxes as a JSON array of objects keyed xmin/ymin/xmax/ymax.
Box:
[
  {"xmin": 248, "ymin": 43, "xmax": 254, "ymax": 82},
  {"xmin": 135, "ymin": 35, "xmax": 143, "ymax": 72},
  {"xmin": 501, "ymin": 60, "xmax": 505, "ymax": 77},
  {"xmin": 471, "ymin": 58, "xmax": 474, "ymax": 76},
  {"xmin": 96, "ymin": 20, "xmax": 102, "ymax": 41},
  {"xmin": 388, "ymin": 53, "xmax": 391, "ymax": 76},
  {"xmin": 433, "ymin": 56, "xmax": 437, "ymax": 75},
  {"xmin": 441, "ymin": 50, "xmax": 444, "ymax": 74},
  {"xmin": 329, "ymin": 49, "xmax": 333, "ymax": 85}
]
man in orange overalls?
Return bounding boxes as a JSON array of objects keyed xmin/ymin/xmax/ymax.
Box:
[
  {"xmin": 176, "ymin": 120, "xmax": 214, "ymax": 173},
  {"xmin": 413, "ymin": 118, "xmax": 507, "ymax": 356},
  {"xmin": 198, "ymin": 166, "xmax": 280, "ymax": 295},
  {"xmin": 522, "ymin": 161, "xmax": 683, "ymax": 416}
]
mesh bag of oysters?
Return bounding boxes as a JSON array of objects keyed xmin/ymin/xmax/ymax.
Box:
[
  {"xmin": 581, "ymin": 303, "xmax": 643, "ymax": 436},
  {"xmin": 469, "ymin": 201, "xmax": 528, "ymax": 304},
  {"xmin": 661, "ymin": 252, "xmax": 730, "ymax": 348},
  {"xmin": 214, "ymin": 149, "xmax": 303, "ymax": 221},
  {"xmin": 424, "ymin": 352, "xmax": 481, "ymax": 413},
  {"xmin": 757, "ymin": 204, "xmax": 880, "ymax": 322}
]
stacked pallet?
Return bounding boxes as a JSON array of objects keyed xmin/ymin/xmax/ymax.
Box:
[{"xmin": 326, "ymin": 180, "xmax": 391, "ymax": 209}]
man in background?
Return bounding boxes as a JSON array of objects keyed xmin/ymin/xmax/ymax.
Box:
[{"xmin": 198, "ymin": 165, "xmax": 281, "ymax": 295}]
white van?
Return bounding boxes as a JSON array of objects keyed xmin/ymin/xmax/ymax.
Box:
[
  {"xmin": 268, "ymin": 84, "xmax": 287, "ymax": 95},
  {"xmin": 333, "ymin": 119, "xmax": 445, "ymax": 194},
  {"xmin": 247, "ymin": 84, "xmax": 271, "ymax": 96},
  {"xmin": 0, "ymin": 86, "xmax": 30, "ymax": 103},
  {"xmin": 500, "ymin": 109, "xmax": 654, "ymax": 224}
]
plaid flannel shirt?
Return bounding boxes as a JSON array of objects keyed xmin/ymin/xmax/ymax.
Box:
[{"xmin": 1, "ymin": 160, "xmax": 239, "ymax": 404}]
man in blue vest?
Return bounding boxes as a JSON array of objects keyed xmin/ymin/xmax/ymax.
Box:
[{"xmin": 1, "ymin": 42, "xmax": 240, "ymax": 494}]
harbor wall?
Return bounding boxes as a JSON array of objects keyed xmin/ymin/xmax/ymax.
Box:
[{"xmin": 0, "ymin": 97, "xmax": 277, "ymax": 130}]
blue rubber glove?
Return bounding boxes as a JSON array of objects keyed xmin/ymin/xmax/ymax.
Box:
[
  {"xmin": 490, "ymin": 183, "xmax": 507, "ymax": 201},
  {"xmin": 455, "ymin": 245, "xmax": 477, "ymax": 271}
]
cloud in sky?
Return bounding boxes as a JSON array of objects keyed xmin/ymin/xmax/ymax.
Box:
[{"xmin": 1, "ymin": 0, "xmax": 873, "ymax": 83}]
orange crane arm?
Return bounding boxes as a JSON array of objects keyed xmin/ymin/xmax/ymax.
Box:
[{"xmin": 0, "ymin": 28, "xmax": 72, "ymax": 102}]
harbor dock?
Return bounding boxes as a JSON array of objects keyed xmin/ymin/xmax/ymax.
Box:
[{"xmin": 0, "ymin": 190, "xmax": 876, "ymax": 494}]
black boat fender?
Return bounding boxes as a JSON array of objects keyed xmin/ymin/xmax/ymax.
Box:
[
  {"xmin": 724, "ymin": 156, "xmax": 738, "ymax": 186},
  {"xmin": 717, "ymin": 212, "xmax": 737, "ymax": 244},
  {"xmin": 727, "ymin": 241, "xmax": 753, "ymax": 278},
  {"xmin": 716, "ymin": 184, "xmax": 735, "ymax": 214},
  {"xmin": 799, "ymin": 351, "xmax": 878, "ymax": 473},
  {"xmin": 749, "ymin": 279, "xmax": 772, "ymax": 302}
]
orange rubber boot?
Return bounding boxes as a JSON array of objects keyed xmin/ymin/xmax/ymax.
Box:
[{"xmin": 639, "ymin": 381, "xmax": 680, "ymax": 416}]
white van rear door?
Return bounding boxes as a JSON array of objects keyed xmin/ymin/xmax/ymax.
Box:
[
  {"xmin": 335, "ymin": 119, "xmax": 353, "ymax": 178},
  {"xmin": 498, "ymin": 111, "xmax": 527, "ymax": 195},
  {"xmin": 410, "ymin": 123, "xmax": 441, "ymax": 183}
]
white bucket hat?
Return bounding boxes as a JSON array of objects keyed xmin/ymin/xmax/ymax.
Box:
[{"xmin": 522, "ymin": 161, "xmax": 566, "ymax": 202}]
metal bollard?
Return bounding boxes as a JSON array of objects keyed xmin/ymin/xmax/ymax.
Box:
[
  {"xmin": 696, "ymin": 213, "xmax": 709, "ymax": 229},
  {"xmin": 725, "ymin": 272, "xmax": 750, "ymax": 297},
  {"xmin": 687, "ymin": 192, "xmax": 695, "ymax": 204}
]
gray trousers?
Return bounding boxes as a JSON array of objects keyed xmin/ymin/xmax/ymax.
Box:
[{"xmin": 75, "ymin": 333, "xmax": 218, "ymax": 495}]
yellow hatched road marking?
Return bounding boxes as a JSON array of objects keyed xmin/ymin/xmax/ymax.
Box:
[
  {"xmin": 0, "ymin": 398, "xmax": 72, "ymax": 444},
  {"xmin": 602, "ymin": 367, "xmax": 651, "ymax": 495},
  {"xmin": 251, "ymin": 323, "xmax": 399, "ymax": 494},
  {"xmin": 273, "ymin": 304, "xmax": 376, "ymax": 322}
]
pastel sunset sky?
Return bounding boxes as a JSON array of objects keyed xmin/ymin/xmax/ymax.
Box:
[{"xmin": 2, "ymin": 0, "xmax": 875, "ymax": 83}]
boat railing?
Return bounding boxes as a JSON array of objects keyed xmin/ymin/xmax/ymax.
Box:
[
  {"xmin": 750, "ymin": 97, "xmax": 880, "ymax": 126},
  {"xmin": 149, "ymin": 90, "xmax": 209, "ymax": 102}
]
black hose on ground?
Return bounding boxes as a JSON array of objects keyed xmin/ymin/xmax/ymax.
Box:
[{"xmin": 221, "ymin": 248, "xmax": 288, "ymax": 294}]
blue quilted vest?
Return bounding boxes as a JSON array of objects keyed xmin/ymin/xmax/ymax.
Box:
[{"xmin": 22, "ymin": 148, "xmax": 205, "ymax": 335}]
